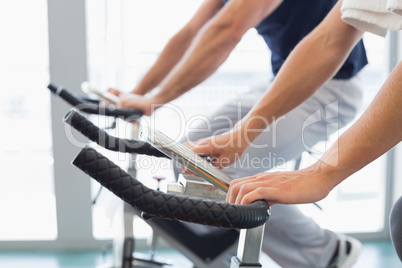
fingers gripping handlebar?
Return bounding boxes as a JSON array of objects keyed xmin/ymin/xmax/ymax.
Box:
[
  {"xmin": 56, "ymin": 84, "xmax": 271, "ymax": 228},
  {"xmin": 48, "ymin": 83, "xmax": 143, "ymax": 120},
  {"xmin": 64, "ymin": 109, "xmax": 167, "ymax": 158},
  {"xmin": 73, "ymin": 146, "xmax": 270, "ymax": 229}
]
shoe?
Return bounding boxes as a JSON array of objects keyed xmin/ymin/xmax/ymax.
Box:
[{"xmin": 326, "ymin": 234, "xmax": 362, "ymax": 268}]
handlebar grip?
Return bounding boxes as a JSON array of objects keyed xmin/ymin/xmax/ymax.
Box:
[
  {"xmin": 73, "ymin": 147, "xmax": 270, "ymax": 229},
  {"xmin": 48, "ymin": 83, "xmax": 143, "ymax": 120},
  {"xmin": 64, "ymin": 109, "xmax": 167, "ymax": 158},
  {"xmin": 48, "ymin": 83, "xmax": 99, "ymax": 104}
]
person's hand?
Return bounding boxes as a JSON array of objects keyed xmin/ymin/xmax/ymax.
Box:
[
  {"xmin": 187, "ymin": 131, "xmax": 248, "ymax": 169},
  {"xmin": 226, "ymin": 164, "xmax": 332, "ymax": 205},
  {"xmin": 108, "ymin": 88, "xmax": 154, "ymax": 116}
]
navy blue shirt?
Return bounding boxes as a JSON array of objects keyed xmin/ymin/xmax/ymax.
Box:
[{"xmin": 222, "ymin": 0, "xmax": 368, "ymax": 79}]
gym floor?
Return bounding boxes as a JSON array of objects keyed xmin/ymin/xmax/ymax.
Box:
[{"xmin": 0, "ymin": 240, "xmax": 399, "ymax": 268}]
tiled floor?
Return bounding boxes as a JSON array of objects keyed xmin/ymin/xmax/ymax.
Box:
[
  {"xmin": 353, "ymin": 241, "xmax": 401, "ymax": 267},
  {"xmin": 0, "ymin": 240, "xmax": 399, "ymax": 268}
]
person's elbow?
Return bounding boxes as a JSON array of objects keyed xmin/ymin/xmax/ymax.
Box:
[{"xmin": 207, "ymin": 16, "xmax": 246, "ymax": 45}]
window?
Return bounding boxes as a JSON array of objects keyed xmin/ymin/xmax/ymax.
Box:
[{"xmin": 0, "ymin": 0, "xmax": 57, "ymax": 240}]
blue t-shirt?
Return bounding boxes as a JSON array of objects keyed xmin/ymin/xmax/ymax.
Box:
[{"xmin": 222, "ymin": 0, "xmax": 368, "ymax": 79}]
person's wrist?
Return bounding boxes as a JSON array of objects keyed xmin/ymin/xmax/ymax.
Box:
[
  {"xmin": 232, "ymin": 120, "xmax": 260, "ymax": 153},
  {"xmin": 235, "ymin": 115, "xmax": 268, "ymax": 146},
  {"xmin": 144, "ymin": 94, "xmax": 166, "ymax": 115},
  {"xmin": 229, "ymin": 128, "xmax": 249, "ymax": 157},
  {"xmin": 120, "ymin": 93, "xmax": 154, "ymax": 116},
  {"xmin": 311, "ymin": 158, "xmax": 346, "ymax": 193},
  {"xmin": 139, "ymin": 96, "xmax": 155, "ymax": 116},
  {"xmin": 131, "ymin": 86, "xmax": 147, "ymax": 96}
]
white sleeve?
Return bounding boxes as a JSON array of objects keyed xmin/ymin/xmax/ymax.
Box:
[
  {"xmin": 387, "ymin": 0, "xmax": 402, "ymax": 15},
  {"xmin": 341, "ymin": 0, "xmax": 402, "ymax": 37}
]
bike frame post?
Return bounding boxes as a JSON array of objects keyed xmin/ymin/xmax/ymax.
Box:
[{"xmin": 230, "ymin": 224, "xmax": 265, "ymax": 268}]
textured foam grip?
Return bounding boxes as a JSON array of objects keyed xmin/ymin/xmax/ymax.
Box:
[
  {"xmin": 73, "ymin": 147, "xmax": 270, "ymax": 229},
  {"xmin": 48, "ymin": 83, "xmax": 97, "ymax": 104},
  {"xmin": 64, "ymin": 109, "xmax": 167, "ymax": 157},
  {"xmin": 48, "ymin": 83, "xmax": 143, "ymax": 120}
]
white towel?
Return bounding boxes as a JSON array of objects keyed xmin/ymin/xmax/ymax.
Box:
[
  {"xmin": 341, "ymin": 0, "xmax": 402, "ymax": 37},
  {"xmin": 387, "ymin": 0, "xmax": 402, "ymax": 15}
]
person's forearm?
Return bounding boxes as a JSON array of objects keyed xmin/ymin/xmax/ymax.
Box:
[
  {"xmin": 133, "ymin": 0, "xmax": 223, "ymax": 96},
  {"xmin": 133, "ymin": 28, "xmax": 196, "ymax": 95},
  {"xmin": 234, "ymin": 1, "xmax": 364, "ymax": 146},
  {"xmin": 150, "ymin": 20, "xmax": 242, "ymax": 105},
  {"xmin": 150, "ymin": 0, "xmax": 281, "ymax": 106},
  {"xmin": 314, "ymin": 61, "xmax": 402, "ymax": 189}
]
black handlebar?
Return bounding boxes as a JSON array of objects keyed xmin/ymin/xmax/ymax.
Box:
[
  {"xmin": 73, "ymin": 146, "xmax": 270, "ymax": 229},
  {"xmin": 48, "ymin": 83, "xmax": 143, "ymax": 120},
  {"xmin": 64, "ymin": 109, "xmax": 167, "ymax": 158}
]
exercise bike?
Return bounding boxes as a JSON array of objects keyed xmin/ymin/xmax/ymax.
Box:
[{"xmin": 48, "ymin": 83, "xmax": 271, "ymax": 268}]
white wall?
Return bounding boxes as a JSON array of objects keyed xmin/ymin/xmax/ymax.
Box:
[{"xmin": 47, "ymin": 0, "xmax": 107, "ymax": 250}]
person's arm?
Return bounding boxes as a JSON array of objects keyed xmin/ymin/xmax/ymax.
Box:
[
  {"xmin": 117, "ymin": 0, "xmax": 283, "ymax": 114},
  {"xmin": 226, "ymin": 61, "xmax": 402, "ymax": 205},
  {"xmin": 234, "ymin": 0, "xmax": 364, "ymax": 146},
  {"xmin": 191, "ymin": 0, "xmax": 365, "ymax": 166},
  {"xmin": 132, "ymin": 0, "xmax": 223, "ymax": 95},
  {"xmin": 150, "ymin": 0, "xmax": 282, "ymax": 104},
  {"xmin": 108, "ymin": 0, "xmax": 223, "ymax": 113}
]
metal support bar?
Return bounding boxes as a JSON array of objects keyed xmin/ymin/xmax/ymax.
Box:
[{"xmin": 230, "ymin": 225, "xmax": 265, "ymax": 268}]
